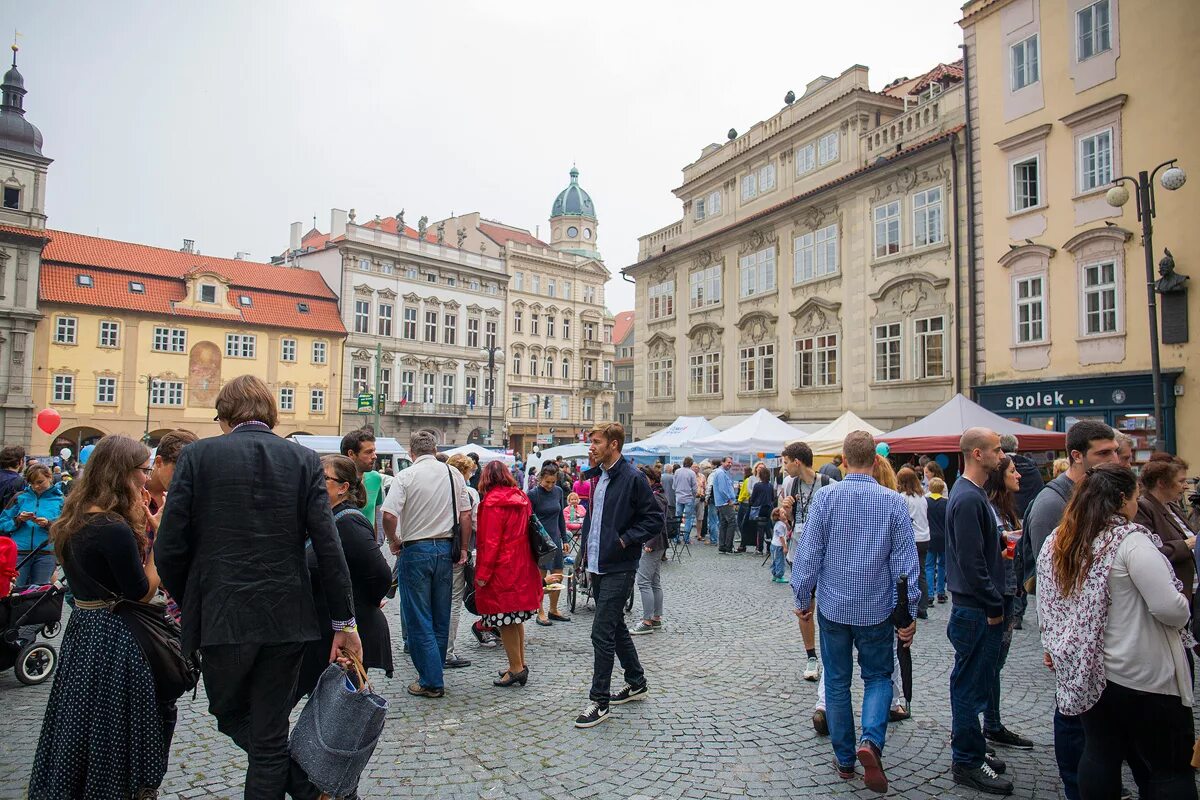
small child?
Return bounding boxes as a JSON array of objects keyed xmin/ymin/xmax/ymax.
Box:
[
  {"xmin": 770, "ymin": 507, "xmax": 789, "ymax": 583},
  {"xmin": 563, "ymin": 492, "xmax": 587, "ymax": 536}
]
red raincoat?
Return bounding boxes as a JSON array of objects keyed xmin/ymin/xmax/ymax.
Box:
[{"xmin": 475, "ymin": 486, "xmax": 541, "ymax": 616}]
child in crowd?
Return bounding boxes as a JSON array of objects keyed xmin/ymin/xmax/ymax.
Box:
[
  {"xmin": 563, "ymin": 492, "xmax": 587, "ymax": 538},
  {"xmin": 925, "ymin": 477, "xmax": 949, "ymax": 604},
  {"xmin": 770, "ymin": 507, "xmax": 789, "ymax": 583}
]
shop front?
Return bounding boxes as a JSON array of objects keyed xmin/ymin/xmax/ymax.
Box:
[{"xmin": 975, "ymin": 370, "xmax": 1181, "ymax": 463}]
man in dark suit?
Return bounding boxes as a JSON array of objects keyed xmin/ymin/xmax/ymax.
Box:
[{"xmin": 156, "ymin": 375, "xmax": 361, "ymax": 800}]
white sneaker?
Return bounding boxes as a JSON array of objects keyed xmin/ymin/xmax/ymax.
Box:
[{"xmin": 803, "ymin": 655, "xmax": 820, "ymax": 681}]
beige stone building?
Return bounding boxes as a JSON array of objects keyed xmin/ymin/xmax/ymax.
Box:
[
  {"xmin": 961, "ymin": 0, "xmax": 1200, "ymax": 464},
  {"xmin": 626, "ymin": 64, "xmax": 969, "ymax": 438}
]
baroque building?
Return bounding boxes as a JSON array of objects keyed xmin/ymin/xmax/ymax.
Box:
[
  {"xmin": 626, "ymin": 64, "xmax": 969, "ymax": 436},
  {"xmin": 613, "ymin": 311, "xmax": 635, "ymax": 435}
]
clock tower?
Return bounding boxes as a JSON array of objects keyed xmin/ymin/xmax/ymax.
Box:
[{"xmin": 548, "ymin": 166, "xmax": 600, "ymax": 259}]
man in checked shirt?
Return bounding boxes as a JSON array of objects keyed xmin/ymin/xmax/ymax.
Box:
[{"xmin": 791, "ymin": 430, "xmax": 920, "ymax": 794}]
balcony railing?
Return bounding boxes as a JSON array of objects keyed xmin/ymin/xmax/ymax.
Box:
[
  {"xmin": 579, "ymin": 380, "xmax": 615, "ymax": 392},
  {"xmin": 580, "ymin": 338, "xmax": 605, "ymax": 353}
]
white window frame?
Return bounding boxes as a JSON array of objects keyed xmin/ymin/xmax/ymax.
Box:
[
  {"xmin": 693, "ymin": 195, "xmax": 706, "ymax": 221},
  {"xmin": 512, "ymin": 309, "xmax": 523, "ymax": 334},
  {"xmin": 443, "ymin": 313, "xmax": 457, "ymax": 345},
  {"xmin": 1010, "ymin": 155, "xmax": 1042, "ymax": 212},
  {"xmin": 912, "ymin": 187, "xmax": 943, "ymax": 248},
  {"xmin": 741, "ymin": 172, "xmax": 758, "ymax": 201},
  {"xmin": 424, "ymin": 311, "xmax": 438, "ymax": 343},
  {"xmin": 559, "ymin": 396, "xmax": 570, "ymax": 419},
  {"xmin": 688, "ymin": 352, "xmax": 721, "ymax": 397},
  {"xmin": 561, "ymin": 358, "xmax": 570, "ymax": 380},
  {"xmin": 793, "ymin": 223, "xmax": 839, "ymax": 284},
  {"xmin": 913, "ymin": 316, "xmax": 947, "ymax": 380},
  {"xmin": 738, "ymin": 344, "xmax": 775, "ymax": 393},
  {"xmin": 817, "ymin": 131, "xmax": 839, "ymax": 166},
  {"xmin": 707, "ymin": 190, "xmax": 721, "ymax": 217},
  {"xmin": 281, "ymin": 338, "xmax": 297, "ymax": 362},
  {"xmin": 421, "ymin": 373, "xmax": 436, "ymax": 404},
  {"xmin": 279, "ymin": 387, "xmax": 295, "ymax": 412},
  {"xmin": 225, "ymin": 333, "xmax": 256, "ymax": 359},
  {"xmin": 151, "ymin": 380, "xmax": 185, "ymax": 407},
  {"xmin": 99, "ymin": 320, "xmax": 120, "ymax": 349},
  {"xmin": 1077, "ymin": 128, "xmax": 1113, "ymax": 194},
  {"xmin": 738, "ymin": 247, "xmax": 776, "ymax": 299},
  {"xmin": 513, "ymin": 272, "xmax": 524, "ymax": 291},
  {"xmin": 466, "ymin": 316, "xmax": 480, "ymax": 348},
  {"xmin": 441, "ymin": 374, "xmax": 456, "ymax": 405},
  {"xmin": 689, "ymin": 265, "xmax": 722, "ymax": 309},
  {"xmin": 310, "ymin": 389, "xmax": 325, "ymax": 414},
  {"xmin": 531, "ymin": 275, "xmax": 540, "ymax": 294},
  {"xmin": 795, "ymin": 142, "xmax": 815, "ymax": 176},
  {"xmin": 530, "ymin": 313, "xmax": 540, "ymax": 336},
  {"xmin": 353, "ymin": 300, "xmax": 370, "ymax": 334},
  {"xmin": 511, "ymin": 394, "xmax": 521, "ymax": 418},
  {"xmin": 1010, "ymin": 34, "xmax": 1040, "ymax": 91},
  {"xmin": 402, "ymin": 307, "xmax": 417, "ymax": 340},
  {"xmin": 54, "ymin": 316, "xmax": 77, "ymax": 345},
  {"xmin": 312, "ymin": 341, "xmax": 327, "ymax": 364},
  {"xmin": 649, "ymin": 280, "xmax": 675, "ymax": 320},
  {"xmin": 649, "ymin": 358, "xmax": 674, "ymax": 398},
  {"xmin": 95, "ymin": 376, "xmax": 117, "ymax": 405},
  {"xmin": 53, "ymin": 374, "xmax": 74, "ymax": 403},
  {"xmin": 794, "ymin": 333, "xmax": 839, "ymax": 389},
  {"xmin": 1014, "ymin": 275, "xmax": 1047, "ymax": 344},
  {"xmin": 582, "ymin": 397, "xmax": 594, "ymax": 421},
  {"xmin": 377, "ymin": 303, "xmax": 393, "ymax": 337},
  {"xmin": 1082, "ymin": 260, "xmax": 1119, "ymax": 335},
  {"xmin": 1076, "ymin": 0, "xmax": 1112, "ymax": 62},
  {"xmin": 546, "ymin": 315, "xmax": 555, "ymax": 338},
  {"xmin": 153, "ymin": 326, "xmax": 187, "ymax": 353},
  {"xmin": 873, "ymin": 201, "xmax": 901, "ymax": 258},
  {"xmin": 874, "ymin": 323, "xmax": 902, "ymax": 383},
  {"xmin": 757, "ymin": 162, "xmax": 776, "ymax": 193}
]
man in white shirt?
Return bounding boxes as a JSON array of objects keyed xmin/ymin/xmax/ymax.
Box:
[{"xmin": 382, "ymin": 431, "xmax": 471, "ymax": 698}]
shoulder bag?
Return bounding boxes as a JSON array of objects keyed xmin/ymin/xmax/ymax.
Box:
[
  {"xmin": 447, "ymin": 465, "xmax": 463, "ymax": 556},
  {"xmin": 527, "ymin": 511, "xmax": 557, "ymax": 562}
]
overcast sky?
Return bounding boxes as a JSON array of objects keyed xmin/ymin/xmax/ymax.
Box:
[{"xmin": 15, "ymin": 0, "xmax": 966, "ymax": 312}]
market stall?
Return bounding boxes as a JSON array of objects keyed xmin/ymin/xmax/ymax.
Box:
[{"xmin": 877, "ymin": 394, "xmax": 1066, "ymax": 453}]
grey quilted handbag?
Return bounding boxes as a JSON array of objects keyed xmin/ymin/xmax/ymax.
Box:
[{"xmin": 289, "ymin": 652, "xmax": 388, "ymax": 796}]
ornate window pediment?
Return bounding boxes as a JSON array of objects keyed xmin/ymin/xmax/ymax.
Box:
[
  {"xmin": 687, "ymin": 322, "xmax": 723, "ymax": 353},
  {"xmin": 790, "ymin": 297, "xmax": 843, "ymax": 335},
  {"xmin": 738, "ymin": 228, "xmax": 778, "ymax": 256},
  {"xmin": 353, "ymin": 283, "xmax": 374, "ymax": 296},
  {"xmin": 484, "ymin": 308, "xmax": 501, "ymax": 317},
  {"xmin": 735, "ymin": 310, "xmax": 778, "ymax": 344},
  {"xmin": 999, "ymin": 244, "xmax": 1057, "ymax": 269},
  {"xmin": 1062, "ymin": 226, "xmax": 1133, "ymax": 255},
  {"xmin": 377, "ymin": 288, "xmax": 397, "ymax": 299},
  {"xmin": 442, "ymin": 299, "xmax": 460, "ymax": 310},
  {"xmin": 466, "ymin": 303, "xmax": 484, "ymax": 313},
  {"xmin": 351, "ymin": 348, "xmax": 372, "ymax": 360},
  {"xmin": 645, "ymin": 331, "xmax": 676, "ymax": 358},
  {"xmin": 794, "ymin": 202, "xmax": 840, "ymax": 231},
  {"xmin": 869, "ymin": 272, "xmax": 950, "ymax": 316},
  {"xmin": 402, "ymin": 292, "xmax": 421, "ymax": 303},
  {"xmin": 512, "ymin": 299, "xmax": 526, "ymax": 309}
]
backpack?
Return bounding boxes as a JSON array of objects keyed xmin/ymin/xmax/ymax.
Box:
[{"xmin": 1017, "ymin": 479, "xmax": 1072, "ymax": 594}]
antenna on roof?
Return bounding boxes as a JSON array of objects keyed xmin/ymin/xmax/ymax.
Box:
[{"xmin": 312, "ymin": 214, "xmax": 317, "ymax": 230}]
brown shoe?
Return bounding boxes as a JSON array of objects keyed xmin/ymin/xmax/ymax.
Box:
[
  {"xmin": 812, "ymin": 709, "xmax": 829, "ymax": 736},
  {"xmin": 407, "ymin": 682, "xmax": 444, "ymax": 698},
  {"xmin": 855, "ymin": 739, "xmax": 888, "ymax": 794},
  {"xmin": 834, "ymin": 761, "xmax": 856, "ymax": 780}
]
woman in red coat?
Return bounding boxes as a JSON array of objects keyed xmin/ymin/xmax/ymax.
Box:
[{"xmin": 475, "ymin": 460, "xmax": 541, "ymax": 687}]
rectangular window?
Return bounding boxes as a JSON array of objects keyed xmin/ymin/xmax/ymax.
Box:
[
  {"xmin": 584, "ymin": 322, "xmax": 596, "ymax": 342},
  {"xmin": 441, "ymin": 374, "xmax": 456, "ymax": 405},
  {"xmin": 310, "ymin": 389, "xmax": 325, "ymax": 414},
  {"xmin": 96, "ymin": 376, "xmax": 117, "ymax": 405},
  {"xmin": 546, "ymin": 315, "xmax": 555, "ymax": 338},
  {"xmin": 547, "ymin": 279, "xmax": 556, "ymax": 298},
  {"xmin": 584, "ymin": 285, "xmax": 596, "ymax": 304},
  {"xmin": 511, "ymin": 394, "xmax": 521, "ymax": 418},
  {"xmin": 1077, "ymin": 0, "xmax": 1111, "ymax": 61},
  {"xmin": 99, "ymin": 320, "xmax": 120, "ymax": 348},
  {"xmin": 1010, "ymin": 34, "xmax": 1040, "ymax": 90},
  {"xmin": 514, "ymin": 272, "xmax": 523, "ymax": 291},
  {"xmin": 531, "ymin": 275, "xmax": 540, "ymax": 294},
  {"xmin": 688, "ymin": 352, "xmax": 721, "ymax": 396},
  {"xmin": 912, "ymin": 187, "xmax": 943, "ymax": 247},
  {"xmin": 689, "ymin": 265, "xmax": 722, "ymax": 309},
  {"xmin": 531, "ymin": 313, "xmax": 540, "ymax": 336},
  {"xmin": 874, "ymin": 323, "xmax": 902, "ymax": 382},
  {"xmin": 465, "ymin": 375, "xmax": 478, "ymax": 407},
  {"xmin": 512, "ymin": 355, "xmax": 521, "ymax": 376},
  {"xmin": 738, "ymin": 344, "xmax": 775, "ymax": 392},
  {"xmin": 758, "ymin": 163, "xmax": 776, "ymax": 193},
  {"xmin": 562, "ymin": 281, "xmax": 571, "ymax": 300},
  {"xmin": 279, "ymin": 387, "xmax": 295, "ymax": 412},
  {"xmin": 354, "ymin": 300, "xmax": 370, "ymax": 334},
  {"xmin": 426, "ymin": 273, "xmax": 437, "ymax": 284},
  {"xmin": 421, "ymin": 373, "xmax": 436, "ymax": 404},
  {"xmin": 2, "ymin": 186, "xmax": 18, "ymax": 209},
  {"xmin": 561, "ymin": 358, "xmax": 570, "ymax": 380},
  {"xmin": 401, "ymin": 371, "xmax": 414, "ymax": 403},
  {"xmin": 151, "ymin": 380, "xmax": 184, "ymax": 407},
  {"xmin": 582, "ymin": 397, "xmax": 594, "ymax": 421},
  {"xmin": 467, "ymin": 316, "xmax": 480, "ymax": 348},
  {"xmin": 53, "ymin": 375, "xmax": 74, "ymax": 403},
  {"xmin": 352, "ymin": 365, "xmax": 369, "ymax": 394},
  {"xmin": 485, "ymin": 321, "xmax": 498, "ymax": 349},
  {"xmin": 199, "ymin": 284, "xmax": 217, "ymax": 303},
  {"xmin": 153, "ymin": 326, "xmax": 187, "ymax": 353},
  {"xmin": 793, "ymin": 223, "xmax": 839, "ymax": 283},
  {"xmin": 584, "ymin": 360, "xmax": 594, "ymax": 380},
  {"xmin": 817, "ymin": 131, "xmax": 839, "ymax": 165},
  {"xmin": 55, "ymin": 316, "xmax": 77, "ymax": 344},
  {"xmin": 358, "ymin": 258, "xmax": 371, "ymax": 272},
  {"xmin": 561, "ymin": 317, "xmax": 570, "ymax": 341},
  {"xmin": 1012, "ymin": 156, "xmax": 1041, "ymax": 211},
  {"xmin": 694, "ymin": 196, "xmax": 706, "ymax": 221},
  {"xmin": 377, "ymin": 303, "xmax": 393, "ymax": 337},
  {"xmin": 603, "ymin": 361, "xmax": 612, "ymax": 382},
  {"xmin": 225, "ymin": 333, "xmax": 256, "ymax": 359},
  {"xmin": 1015, "ymin": 276, "xmax": 1046, "ymax": 343},
  {"xmin": 378, "ymin": 368, "xmax": 391, "ymax": 403},
  {"xmin": 741, "ymin": 172, "xmax": 757, "ymax": 201},
  {"xmin": 402, "ymin": 307, "xmax": 417, "ymax": 340},
  {"xmin": 443, "ymin": 313, "xmax": 456, "ymax": 345},
  {"xmin": 649, "ymin": 358, "xmax": 674, "ymax": 398},
  {"xmin": 560, "ymin": 396, "xmax": 569, "ymax": 419},
  {"xmin": 312, "ymin": 341, "xmax": 327, "ymax": 364},
  {"xmin": 738, "ymin": 247, "xmax": 776, "ymax": 298},
  {"xmin": 794, "ymin": 334, "xmax": 839, "ymax": 388},
  {"xmin": 649, "ymin": 280, "xmax": 675, "ymax": 319},
  {"xmin": 1078, "ymin": 129, "xmax": 1113, "ymax": 193},
  {"xmin": 1083, "ymin": 261, "xmax": 1118, "ymax": 334},
  {"xmin": 281, "ymin": 338, "xmax": 296, "ymax": 362},
  {"xmin": 424, "ymin": 311, "xmax": 438, "ymax": 342},
  {"xmin": 873, "ymin": 201, "xmax": 901, "ymax": 258},
  {"xmin": 795, "ymin": 143, "xmax": 815, "ymax": 175},
  {"xmin": 914, "ymin": 316, "xmax": 946, "ymax": 379},
  {"xmin": 513, "ymin": 310, "xmax": 523, "ymax": 334}
]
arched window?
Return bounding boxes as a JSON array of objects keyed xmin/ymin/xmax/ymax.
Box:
[
  {"xmin": 529, "ymin": 354, "xmax": 537, "ymax": 376},
  {"xmin": 545, "ymin": 356, "xmax": 553, "ymax": 377},
  {"xmin": 561, "ymin": 358, "xmax": 570, "ymax": 380}
]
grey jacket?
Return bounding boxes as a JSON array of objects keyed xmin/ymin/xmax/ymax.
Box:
[
  {"xmin": 673, "ymin": 467, "xmax": 697, "ymax": 506},
  {"xmin": 1021, "ymin": 473, "xmax": 1075, "ymax": 589}
]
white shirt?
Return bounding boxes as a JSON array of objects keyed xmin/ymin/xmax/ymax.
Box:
[
  {"xmin": 903, "ymin": 493, "xmax": 930, "ymax": 543},
  {"xmin": 381, "ymin": 454, "xmax": 470, "ymax": 544}
]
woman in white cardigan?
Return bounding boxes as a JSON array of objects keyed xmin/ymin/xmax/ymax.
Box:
[{"xmin": 1037, "ymin": 464, "xmax": 1195, "ymax": 800}]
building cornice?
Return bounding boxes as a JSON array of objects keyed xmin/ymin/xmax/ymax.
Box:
[
  {"xmin": 1059, "ymin": 94, "xmax": 1128, "ymax": 129},
  {"xmin": 1062, "ymin": 226, "xmax": 1133, "ymax": 254},
  {"xmin": 998, "ymin": 244, "xmax": 1056, "ymax": 268},
  {"xmin": 994, "ymin": 123, "xmax": 1053, "ymax": 152}
]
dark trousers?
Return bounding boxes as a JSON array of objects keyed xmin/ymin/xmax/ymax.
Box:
[
  {"xmin": 947, "ymin": 606, "xmax": 1003, "ymax": 767},
  {"xmin": 1079, "ymin": 681, "xmax": 1196, "ymax": 800},
  {"xmin": 984, "ymin": 595, "xmax": 1016, "ymax": 732},
  {"xmin": 1055, "ymin": 708, "xmax": 1085, "ymax": 800},
  {"xmin": 739, "ymin": 510, "xmax": 758, "ymax": 550},
  {"xmin": 717, "ymin": 504, "xmax": 738, "ymax": 552},
  {"xmin": 588, "ymin": 571, "xmax": 645, "ymax": 704},
  {"xmin": 202, "ymin": 642, "xmax": 319, "ymax": 800},
  {"xmin": 915, "ymin": 541, "xmax": 929, "ymax": 613}
]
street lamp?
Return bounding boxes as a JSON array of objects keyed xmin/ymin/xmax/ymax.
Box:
[
  {"xmin": 480, "ymin": 346, "xmax": 504, "ymax": 447},
  {"xmin": 140, "ymin": 374, "xmax": 162, "ymax": 444},
  {"xmin": 1107, "ymin": 160, "xmax": 1187, "ymax": 451}
]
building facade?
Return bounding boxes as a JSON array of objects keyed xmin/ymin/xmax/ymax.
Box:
[
  {"xmin": 0, "ymin": 49, "xmax": 49, "ymax": 447},
  {"xmin": 286, "ymin": 210, "xmax": 509, "ymax": 446},
  {"xmin": 626, "ymin": 64, "xmax": 969, "ymax": 437},
  {"xmin": 435, "ymin": 168, "xmax": 616, "ymax": 458},
  {"xmin": 32, "ymin": 232, "xmax": 345, "ymax": 454},
  {"xmin": 961, "ymin": 0, "xmax": 1199, "ymax": 463},
  {"xmin": 613, "ymin": 311, "xmax": 635, "ymax": 435}
]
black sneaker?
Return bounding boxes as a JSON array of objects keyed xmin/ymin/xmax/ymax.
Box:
[
  {"xmin": 574, "ymin": 701, "xmax": 610, "ymax": 728},
  {"xmin": 952, "ymin": 762, "xmax": 1014, "ymax": 795},
  {"xmin": 984, "ymin": 752, "xmax": 1007, "ymax": 775},
  {"xmin": 812, "ymin": 709, "xmax": 829, "ymax": 736},
  {"xmin": 985, "ymin": 725, "xmax": 1034, "ymax": 750},
  {"xmin": 444, "ymin": 652, "xmax": 472, "ymax": 669},
  {"xmin": 610, "ymin": 683, "xmax": 648, "ymax": 705},
  {"xmin": 1119, "ymin": 786, "xmax": 1133, "ymax": 800}
]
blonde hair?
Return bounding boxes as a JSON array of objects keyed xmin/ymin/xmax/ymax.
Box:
[
  {"xmin": 872, "ymin": 455, "xmax": 898, "ymax": 491},
  {"xmin": 446, "ymin": 454, "xmax": 475, "ymax": 479},
  {"xmin": 567, "ymin": 492, "xmax": 580, "ymax": 504},
  {"xmin": 929, "ymin": 477, "xmax": 946, "ymax": 494},
  {"xmin": 1052, "ymin": 457, "xmax": 1070, "ymax": 478}
]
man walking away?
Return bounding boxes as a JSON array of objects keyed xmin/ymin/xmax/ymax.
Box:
[
  {"xmin": 382, "ymin": 431, "xmax": 472, "ymax": 698},
  {"xmin": 819, "ymin": 455, "xmax": 843, "ymax": 483},
  {"xmin": 791, "ymin": 431, "xmax": 919, "ymax": 793},
  {"xmin": 575, "ymin": 423, "xmax": 662, "ymax": 728},
  {"xmin": 156, "ymin": 376, "xmax": 361, "ymax": 800},
  {"xmin": 673, "ymin": 457, "xmax": 697, "ymax": 543},
  {"xmin": 342, "ymin": 429, "xmax": 385, "ymax": 540},
  {"xmin": 945, "ymin": 427, "xmax": 1013, "ymax": 794},
  {"xmin": 712, "ymin": 456, "xmax": 739, "ymax": 553}
]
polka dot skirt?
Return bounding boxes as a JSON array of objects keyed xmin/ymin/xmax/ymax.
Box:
[
  {"xmin": 480, "ymin": 609, "xmax": 537, "ymax": 628},
  {"xmin": 28, "ymin": 608, "xmax": 167, "ymax": 799}
]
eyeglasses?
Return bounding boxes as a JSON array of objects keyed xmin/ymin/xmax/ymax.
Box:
[{"xmin": 139, "ymin": 467, "xmax": 153, "ymax": 475}]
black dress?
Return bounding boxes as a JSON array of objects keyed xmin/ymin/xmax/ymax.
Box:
[
  {"xmin": 29, "ymin": 515, "xmax": 167, "ymax": 800},
  {"xmin": 295, "ymin": 502, "xmax": 394, "ymax": 700}
]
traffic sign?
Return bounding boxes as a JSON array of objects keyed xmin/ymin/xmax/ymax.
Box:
[{"xmin": 357, "ymin": 392, "xmax": 374, "ymax": 411}]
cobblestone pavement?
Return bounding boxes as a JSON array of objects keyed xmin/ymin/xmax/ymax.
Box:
[{"xmin": 2, "ymin": 542, "xmax": 1194, "ymax": 798}]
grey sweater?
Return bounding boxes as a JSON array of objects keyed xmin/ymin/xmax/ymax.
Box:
[{"xmin": 1024, "ymin": 473, "xmax": 1076, "ymax": 583}]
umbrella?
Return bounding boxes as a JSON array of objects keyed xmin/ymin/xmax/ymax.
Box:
[{"xmin": 891, "ymin": 574, "xmax": 914, "ymax": 710}]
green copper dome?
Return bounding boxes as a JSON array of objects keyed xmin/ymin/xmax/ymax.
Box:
[{"xmin": 550, "ymin": 166, "xmax": 596, "ymax": 220}]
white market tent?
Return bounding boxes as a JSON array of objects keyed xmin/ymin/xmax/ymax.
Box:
[
  {"xmin": 526, "ymin": 442, "xmax": 591, "ymax": 474},
  {"xmin": 442, "ymin": 443, "xmax": 515, "ymax": 465},
  {"xmin": 625, "ymin": 416, "xmax": 721, "ymax": 457},
  {"xmin": 689, "ymin": 408, "xmax": 811, "ymax": 456},
  {"xmin": 290, "ymin": 435, "xmax": 411, "ymax": 460},
  {"xmin": 798, "ymin": 411, "xmax": 887, "ymax": 455}
]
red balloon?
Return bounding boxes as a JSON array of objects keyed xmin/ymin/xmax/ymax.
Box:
[{"xmin": 35, "ymin": 408, "xmax": 61, "ymax": 435}]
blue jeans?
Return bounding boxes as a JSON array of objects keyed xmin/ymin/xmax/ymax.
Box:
[
  {"xmin": 984, "ymin": 596, "xmax": 1016, "ymax": 732},
  {"xmin": 675, "ymin": 500, "xmax": 695, "ymax": 540},
  {"xmin": 818, "ymin": 611, "xmax": 894, "ymax": 768},
  {"xmin": 924, "ymin": 550, "xmax": 946, "ymax": 596},
  {"xmin": 770, "ymin": 545, "xmax": 785, "ymax": 579},
  {"xmin": 706, "ymin": 503, "xmax": 718, "ymax": 542},
  {"xmin": 947, "ymin": 606, "xmax": 1003, "ymax": 767},
  {"xmin": 17, "ymin": 552, "xmax": 56, "ymax": 588},
  {"xmin": 397, "ymin": 538, "xmax": 453, "ymax": 690},
  {"xmin": 1054, "ymin": 708, "xmax": 1084, "ymax": 800}
]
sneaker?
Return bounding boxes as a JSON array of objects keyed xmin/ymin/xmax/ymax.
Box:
[
  {"xmin": 1013, "ymin": 616, "xmax": 1023, "ymax": 630},
  {"xmin": 984, "ymin": 752, "xmax": 1007, "ymax": 775},
  {"xmin": 803, "ymin": 656, "xmax": 820, "ymax": 681},
  {"xmin": 610, "ymin": 683, "xmax": 648, "ymax": 705},
  {"xmin": 812, "ymin": 709, "xmax": 829, "ymax": 736},
  {"xmin": 834, "ymin": 761, "xmax": 856, "ymax": 780},
  {"xmin": 1119, "ymin": 786, "xmax": 1133, "ymax": 800},
  {"xmin": 985, "ymin": 725, "xmax": 1034, "ymax": 750},
  {"xmin": 650, "ymin": 619, "xmax": 662, "ymax": 628},
  {"xmin": 406, "ymin": 682, "xmax": 444, "ymax": 698},
  {"xmin": 480, "ymin": 633, "xmax": 499, "ymax": 649},
  {"xmin": 630, "ymin": 621, "xmax": 655, "ymax": 635},
  {"xmin": 937, "ymin": 594, "xmax": 947, "ymax": 604},
  {"xmin": 574, "ymin": 701, "xmax": 610, "ymax": 728},
  {"xmin": 444, "ymin": 652, "xmax": 472, "ymax": 669},
  {"xmin": 855, "ymin": 739, "xmax": 888, "ymax": 794},
  {"xmin": 952, "ymin": 762, "xmax": 1014, "ymax": 795}
]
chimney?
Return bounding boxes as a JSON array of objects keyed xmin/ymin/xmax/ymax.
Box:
[
  {"xmin": 289, "ymin": 221, "xmax": 302, "ymax": 252},
  {"xmin": 181, "ymin": 239, "xmax": 195, "ymax": 254},
  {"xmin": 235, "ymin": 251, "xmax": 252, "ymax": 261},
  {"xmin": 330, "ymin": 208, "xmax": 348, "ymax": 237}
]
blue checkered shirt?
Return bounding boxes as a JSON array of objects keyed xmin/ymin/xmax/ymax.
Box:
[{"xmin": 790, "ymin": 474, "xmax": 921, "ymax": 626}]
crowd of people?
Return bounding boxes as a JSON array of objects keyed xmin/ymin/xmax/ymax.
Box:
[{"xmin": 4, "ymin": 378, "xmax": 1199, "ymax": 798}]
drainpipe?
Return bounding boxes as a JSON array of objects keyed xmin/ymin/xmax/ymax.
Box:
[
  {"xmin": 959, "ymin": 43, "xmax": 980, "ymax": 396},
  {"xmin": 949, "ymin": 133, "xmax": 963, "ymax": 397}
]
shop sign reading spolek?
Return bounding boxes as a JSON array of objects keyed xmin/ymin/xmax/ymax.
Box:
[{"xmin": 1005, "ymin": 391, "xmax": 1066, "ymax": 410}]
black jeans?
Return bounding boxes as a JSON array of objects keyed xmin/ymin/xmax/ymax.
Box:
[
  {"xmin": 984, "ymin": 595, "xmax": 1016, "ymax": 732},
  {"xmin": 716, "ymin": 504, "xmax": 738, "ymax": 552},
  {"xmin": 588, "ymin": 571, "xmax": 645, "ymax": 704},
  {"xmin": 1055, "ymin": 707, "xmax": 1085, "ymax": 800},
  {"xmin": 915, "ymin": 541, "xmax": 930, "ymax": 613},
  {"xmin": 201, "ymin": 642, "xmax": 320, "ymax": 800},
  {"xmin": 1078, "ymin": 681, "xmax": 1196, "ymax": 800}
]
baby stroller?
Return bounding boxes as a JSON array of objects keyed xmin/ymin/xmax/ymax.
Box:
[{"xmin": 0, "ymin": 542, "xmax": 65, "ymax": 685}]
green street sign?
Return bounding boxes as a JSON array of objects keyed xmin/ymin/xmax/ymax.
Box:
[{"xmin": 357, "ymin": 392, "xmax": 374, "ymax": 411}]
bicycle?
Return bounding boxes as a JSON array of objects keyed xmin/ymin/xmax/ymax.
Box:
[{"xmin": 565, "ymin": 534, "xmax": 635, "ymax": 614}]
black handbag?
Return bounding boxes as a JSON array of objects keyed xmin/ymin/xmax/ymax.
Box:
[
  {"xmin": 462, "ymin": 558, "xmax": 478, "ymax": 615},
  {"xmin": 447, "ymin": 465, "xmax": 463, "ymax": 557},
  {"xmin": 527, "ymin": 513, "xmax": 557, "ymax": 561}
]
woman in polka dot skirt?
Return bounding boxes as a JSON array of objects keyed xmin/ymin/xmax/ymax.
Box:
[{"xmin": 28, "ymin": 435, "xmax": 170, "ymax": 800}]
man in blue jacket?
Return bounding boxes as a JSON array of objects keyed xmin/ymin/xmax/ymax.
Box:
[{"xmin": 575, "ymin": 422, "xmax": 663, "ymax": 728}]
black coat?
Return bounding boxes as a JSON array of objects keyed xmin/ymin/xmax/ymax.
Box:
[
  {"xmin": 155, "ymin": 426, "xmax": 354, "ymax": 656},
  {"xmin": 579, "ymin": 457, "xmax": 662, "ymax": 574}
]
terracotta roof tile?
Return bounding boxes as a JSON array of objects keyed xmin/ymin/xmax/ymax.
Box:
[
  {"xmin": 910, "ymin": 60, "xmax": 964, "ymax": 96},
  {"xmin": 612, "ymin": 310, "xmax": 634, "ymax": 343},
  {"xmin": 478, "ymin": 222, "xmax": 547, "ymax": 249}
]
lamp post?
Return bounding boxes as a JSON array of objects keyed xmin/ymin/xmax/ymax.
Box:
[
  {"xmin": 480, "ymin": 345, "xmax": 504, "ymax": 447},
  {"xmin": 140, "ymin": 374, "xmax": 162, "ymax": 445},
  {"xmin": 1106, "ymin": 160, "xmax": 1188, "ymax": 451}
]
